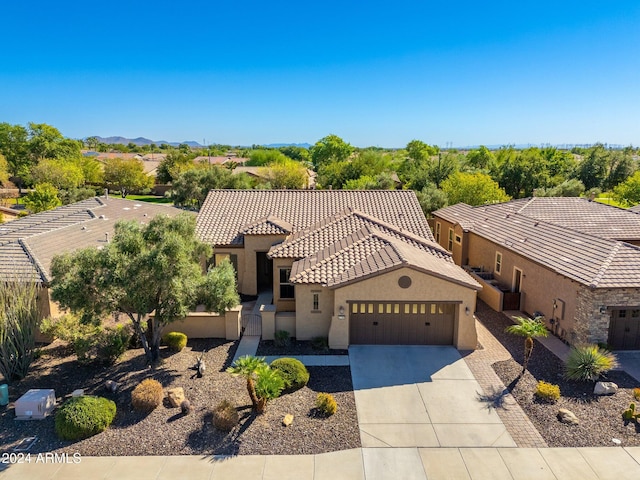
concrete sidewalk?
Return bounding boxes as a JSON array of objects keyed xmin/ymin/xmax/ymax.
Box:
[{"xmin": 3, "ymin": 447, "xmax": 640, "ymax": 480}]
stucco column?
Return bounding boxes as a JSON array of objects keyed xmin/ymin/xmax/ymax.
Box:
[
  {"xmin": 224, "ymin": 306, "xmax": 242, "ymax": 340},
  {"xmin": 328, "ymin": 314, "xmax": 349, "ymax": 350},
  {"xmin": 260, "ymin": 304, "xmax": 276, "ymax": 341}
]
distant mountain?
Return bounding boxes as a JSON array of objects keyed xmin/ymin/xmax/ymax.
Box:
[
  {"xmin": 91, "ymin": 136, "xmax": 203, "ymax": 147},
  {"xmin": 263, "ymin": 143, "xmax": 311, "ymax": 149}
]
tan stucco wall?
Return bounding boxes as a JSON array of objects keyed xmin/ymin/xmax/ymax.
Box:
[
  {"xmin": 294, "ymin": 284, "xmax": 334, "ymax": 340},
  {"xmin": 329, "ymin": 267, "xmax": 478, "ymax": 350},
  {"xmin": 464, "ymin": 233, "xmax": 579, "ymax": 336},
  {"xmin": 240, "ymin": 234, "xmax": 287, "ymax": 295},
  {"xmin": 275, "ymin": 312, "xmax": 296, "ymax": 336},
  {"xmin": 170, "ymin": 313, "xmax": 227, "ymax": 339}
]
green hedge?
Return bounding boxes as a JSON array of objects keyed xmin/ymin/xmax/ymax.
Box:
[
  {"xmin": 270, "ymin": 357, "xmax": 309, "ymax": 392},
  {"xmin": 55, "ymin": 396, "xmax": 116, "ymax": 440}
]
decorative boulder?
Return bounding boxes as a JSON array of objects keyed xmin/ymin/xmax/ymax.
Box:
[
  {"xmin": 166, "ymin": 387, "xmax": 186, "ymax": 408},
  {"xmin": 594, "ymin": 381, "xmax": 618, "ymax": 396},
  {"xmin": 282, "ymin": 414, "xmax": 294, "ymax": 427},
  {"xmin": 557, "ymin": 408, "xmax": 579, "ymax": 425}
]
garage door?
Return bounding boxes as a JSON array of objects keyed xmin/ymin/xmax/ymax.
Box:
[
  {"xmin": 608, "ymin": 308, "xmax": 640, "ymax": 350},
  {"xmin": 349, "ymin": 301, "xmax": 455, "ymax": 345}
]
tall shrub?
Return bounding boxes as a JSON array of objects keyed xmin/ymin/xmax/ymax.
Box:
[{"xmin": 0, "ymin": 281, "xmax": 40, "ymax": 383}]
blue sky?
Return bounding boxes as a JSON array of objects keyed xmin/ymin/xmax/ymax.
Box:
[{"xmin": 1, "ymin": 1, "xmax": 639, "ymax": 147}]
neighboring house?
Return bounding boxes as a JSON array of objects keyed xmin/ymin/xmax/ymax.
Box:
[
  {"xmin": 432, "ymin": 197, "xmax": 640, "ymax": 350},
  {"xmin": 193, "ymin": 156, "xmax": 249, "ymax": 166},
  {"xmin": 196, "ymin": 190, "xmax": 480, "ymax": 349},
  {"xmin": 0, "ymin": 196, "xmax": 189, "ymax": 334}
]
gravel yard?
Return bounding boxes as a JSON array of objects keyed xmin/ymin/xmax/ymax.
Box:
[
  {"xmin": 476, "ymin": 303, "xmax": 640, "ymax": 447},
  {"xmin": 0, "ymin": 339, "xmax": 360, "ymax": 456},
  {"xmin": 256, "ymin": 339, "xmax": 348, "ymax": 357}
]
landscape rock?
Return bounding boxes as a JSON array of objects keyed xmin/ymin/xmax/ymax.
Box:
[
  {"xmin": 166, "ymin": 387, "xmax": 185, "ymax": 407},
  {"xmin": 557, "ymin": 408, "xmax": 579, "ymax": 425},
  {"xmin": 594, "ymin": 381, "xmax": 618, "ymax": 396},
  {"xmin": 282, "ymin": 414, "xmax": 294, "ymax": 426},
  {"xmin": 104, "ymin": 380, "xmax": 119, "ymax": 393}
]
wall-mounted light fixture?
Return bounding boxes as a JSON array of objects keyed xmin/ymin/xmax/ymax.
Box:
[
  {"xmin": 465, "ymin": 306, "xmax": 470, "ymax": 315},
  {"xmin": 338, "ymin": 305, "xmax": 345, "ymax": 321},
  {"xmin": 599, "ymin": 305, "xmax": 607, "ymax": 314}
]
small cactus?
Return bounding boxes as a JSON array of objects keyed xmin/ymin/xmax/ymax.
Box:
[
  {"xmin": 623, "ymin": 402, "xmax": 640, "ymax": 422},
  {"xmin": 180, "ymin": 399, "xmax": 192, "ymax": 415}
]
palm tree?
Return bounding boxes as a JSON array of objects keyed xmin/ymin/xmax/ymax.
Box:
[
  {"xmin": 505, "ymin": 316, "xmax": 548, "ymax": 375},
  {"xmin": 227, "ymin": 355, "xmax": 267, "ymax": 410}
]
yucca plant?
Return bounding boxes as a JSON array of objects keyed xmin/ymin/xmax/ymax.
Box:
[
  {"xmin": 505, "ymin": 316, "xmax": 548, "ymax": 375},
  {"xmin": 564, "ymin": 344, "xmax": 618, "ymax": 382}
]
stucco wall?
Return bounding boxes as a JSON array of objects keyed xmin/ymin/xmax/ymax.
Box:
[
  {"xmin": 465, "ymin": 234, "xmax": 579, "ymax": 336},
  {"xmin": 275, "ymin": 312, "xmax": 296, "ymax": 336},
  {"xmin": 329, "ymin": 267, "xmax": 478, "ymax": 350},
  {"xmin": 170, "ymin": 313, "xmax": 227, "ymax": 339},
  {"xmin": 242, "ymin": 234, "xmax": 288, "ymax": 295},
  {"xmin": 212, "ymin": 247, "xmax": 245, "ymax": 294},
  {"xmin": 294, "ymin": 284, "xmax": 334, "ymax": 340}
]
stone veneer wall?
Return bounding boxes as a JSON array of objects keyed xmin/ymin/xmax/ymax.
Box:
[{"xmin": 573, "ymin": 287, "xmax": 640, "ymax": 344}]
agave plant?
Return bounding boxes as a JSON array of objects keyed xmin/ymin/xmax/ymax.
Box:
[{"xmin": 564, "ymin": 345, "xmax": 618, "ymax": 382}]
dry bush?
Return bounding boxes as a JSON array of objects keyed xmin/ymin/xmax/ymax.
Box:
[{"xmin": 131, "ymin": 379, "xmax": 164, "ymax": 412}]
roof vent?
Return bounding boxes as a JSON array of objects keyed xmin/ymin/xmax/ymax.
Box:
[
  {"xmin": 105, "ymin": 232, "xmax": 109, "ymax": 243},
  {"xmin": 81, "ymin": 226, "xmax": 87, "ymax": 230},
  {"xmin": 99, "ymin": 215, "xmax": 106, "ymax": 219}
]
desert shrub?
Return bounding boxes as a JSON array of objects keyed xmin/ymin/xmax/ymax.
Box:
[
  {"xmin": 40, "ymin": 314, "xmax": 131, "ymax": 365},
  {"xmin": 0, "ymin": 280, "xmax": 40, "ymax": 382},
  {"xmin": 270, "ymin": 357, "xmax": 309, "ymax": 392},
  {"xmin": 316, "ymin": 392, "xmax": 337, "ymax": 416},
  {"xmin": 255, "ymin": 365, "xmax": 285, "ymax": 406},
  {"xmin": 55, "ymin": 396, "xmax": 116, "ymax": 440},
  {"xmin": 213, "ymin": 400, "xmax": 239, "ymax": 431},
  {"xmin": 634, "ymin": 387, "xmax": 640, "ymax": 401},
  {"xmin": 564, "ymin": 345, "xmax": 618, "ymax": 382},
  {"xmin": 311, "ymin": 336, "xmax": 329, "ymax": 351},
  {"xmin": 131, "ymin": 379, "xmax": 164, "ymax": 412},
  {"xmin": 535, "ymin": 381, "xmax": 560, "ymax": 403},
  {"xmin": 274, "ymin": 330, "xmax": 290, "ymax": 348},
  {"xmin": 162, "ymin": 331, "xmax": 187, "ymax": 352}
]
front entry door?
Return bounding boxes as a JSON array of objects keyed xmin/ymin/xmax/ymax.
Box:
[
  {"xmin": 256, "ymin": 252, "xmax": 273, "ymax": 292},
  {"xmin": 608, "ymin": 309, "xmax": 640, "ymax": 350}
]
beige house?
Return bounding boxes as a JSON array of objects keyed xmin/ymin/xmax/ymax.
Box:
[
  {"xmin": 196, "ymin": 190, "xmax": 481, "ymax": 349},
  {"xmin": 432, "ymin": 197, "xmax": 640, "ymax": 350}
]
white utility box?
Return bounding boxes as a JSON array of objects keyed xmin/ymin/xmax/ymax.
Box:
[{"xmin": 15, "ymin": 389, "xmax": 56, "ymax": 420}]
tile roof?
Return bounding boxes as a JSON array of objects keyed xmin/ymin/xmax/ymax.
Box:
[
  {"xmin": 269, "ymin": 207, "xmax": 447, "ymax": 259},
  {"xmin": 0, "ymin": 197, "xmax": 189, "ymax": 283},
  {"xmin": 433, "ymin": 201, "xmax": 640, "ymax": 288},
  {"xmin": 473, "ymin": 197, "xmax": 640, "ymax": 241},
  {"xmin": 240, "ymin": 215, "xmax": 293, "ymax": 235},
  {"xmin": 629, "ymin": 205, "xmax": 640, "ymax": 213},
  {"xmin": 196, "ymin": 190, "xmax": 432, "ymax": 246},
  {"xmin": 289, "ymin": 227, "xmax": 481, "ymax": 289}
]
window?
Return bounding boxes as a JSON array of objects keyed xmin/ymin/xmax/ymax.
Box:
[
  {"xmin": 455, "ymin": 235, "xmax": 462, "ymax": 244},
  {"xmin": 495, "ymin": 252, "xmax": 502, "ymax": 274},
  {"xmin": 312, "ymin": 292, "xmax": 320, "ymax": 311},
  {"xmin": 435, "ymin": 222, "xmax": 441, "ymax": 243},
  {"xmin": 279, "ymin": 268, "xmax": 294, "ymax": 299},
  {"xmin": 447, "ymin": 228, "xmax": 454, "ymax": 251},
  {"xmin": 212, "ymin": 253, "xmax": 238, "ymax": 273}
]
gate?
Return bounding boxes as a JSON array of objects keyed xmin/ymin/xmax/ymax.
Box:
[{"xmin": 241, "ymin": 314, "xmax": 262, "ymax": 337}]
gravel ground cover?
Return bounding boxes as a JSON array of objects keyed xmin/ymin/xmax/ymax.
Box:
[
  {"xmin": 0, "ymin": 339, "xmax": 360, "ymax": 456},
  {"xmin": 476, "ymin": 303, "xmax": 640, "ymax": 447},
  {"xmin": 256, "ymin": 339, "xmax": 348, "ymax": 356}
]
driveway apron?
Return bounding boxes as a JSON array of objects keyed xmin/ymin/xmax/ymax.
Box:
[{"xmin": 349, "ymin": 345, "xmax": 515, "ymax": 448}]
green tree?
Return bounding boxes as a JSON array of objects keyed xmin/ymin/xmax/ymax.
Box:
[
  {"xmin": 406, "ymin": 140, "xmax": 439, "ymax": 163},
  {"xmin": 278, "ymin": 145, "xmax": 310, "ymax": 162},
  {"xmin": 0, "ymin": 153, "xmax": 9, "ymax": 185},
  {"xmin": 0, "ymin": 123, "xmax": 31, "ymax": 183},
  {"xmin": 428, "ymin": 153, "xmax": 459, "ymax": 188},
  {"xmin": 613, "ymin": 171, "xmax": 640, "ymax": 206},
  {"xmin": 27, "ymin": 123, "xmax": 81, "ymax": 161},
  {"xmin": 574, "ymin": 145, "xmax": 608, "ymax": 190},
  {"xmin": 310, "ymin": 134, "xmax": 354, "ymax": 167},
  {"xmin": 505, "ymin": 316, "xmax": 548, "ymax": 375},
  {"xmin": 534, "ymin": 179, "xmax": 585, "ymax": 197},
  {"xmin": 24, "ymin": 183, "xmax": 62, "ymax": 213},
  {"xmin": 227, "ymin": 355, "xmax": 267, "ymax": 411},
  {"xmin": 104, "ymin": 157, "xmax": 154, "ymax": 197},
  {"xmin": 84, "ymin": 136, "xmax": 100, "ymax": 150},
  {"xmin": 344, "ymin": 173, "xmax": 396, "ymax": 190},
  {"xmin": 30, "ymin": 158, "xmax": 84, "ymax": 190},
  {"xmin": 78, "ymin": 157, "xmax": 104, "ymax": 185},
  {"xmin": 50, "ymin": 214, "xmax": 239, "ymax": 363},
  {"xmin": 247, "ymin": 149, "xmax": 288, "ymax": 167},
  {"xmin": 0, "ymin": 280, "xmax": 40, "ymax": 383},
  {"xmin": 465, "ymin": 146, "xmax": 495, "ymax": 170},
  {"xmin": 254, "ymin": 364, "xmax": 285, "ymax": 413},
  {"xmin": 603, "ymin": 150, "xmax": 634, "ymax": 191},
  {"xmin": 415, "ymin": 185, "xmax": 448, "ymax": 216},
  {"xmin": 441, "ymin": 172, "xmax": 509, "ymax": 206},
  {"xmin": 493, "ymin": 147, "xmax": 548, "ymax": 198},
  {"xmin": 261, "ymin": 157, "xmax": 308, "ymax": 189},
  {"xmin": 157, "ymin": 150, "xmax": 194, "ymax": 183},
  {"xmin": 172, "ymin": 166, "xmax": 252, "ymax": 209}
]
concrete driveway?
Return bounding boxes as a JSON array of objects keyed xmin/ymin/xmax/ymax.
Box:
[{"xmin": 349, "ymin": 345, "xmax": 516, "ymax": 448}]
